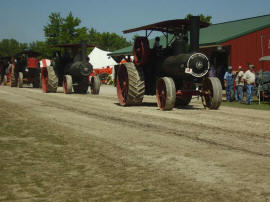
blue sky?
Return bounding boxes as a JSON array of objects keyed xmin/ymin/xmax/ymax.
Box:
[{"xmin": 0, "ymin": 0, "xmax": 269, "ymax": 43}]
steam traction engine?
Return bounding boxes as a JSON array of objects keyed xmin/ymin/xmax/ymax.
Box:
[
  {"xmin": 41, "ymin": 41, "xmax": 100, "ymax": 94},
  {"xmin": 117, "ymin": 16, "xmax": 222, "ymax": 110},
  {"xmin": 12, "ymin": 50, "xmax": 41, "ymax": 88}
]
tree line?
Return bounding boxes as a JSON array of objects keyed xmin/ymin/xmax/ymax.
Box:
[
  {"xmin": 0, "ymin": 12, "xmax": 211, "ymax": 59},
  {"xmin": 0, "ymin": 12, "xmax": 132, "ymax": 58}
]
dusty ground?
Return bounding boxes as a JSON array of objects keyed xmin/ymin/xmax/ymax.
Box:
[{"xmin": 0, "ymin": 85, "xmax": 270, "ymax": 201}]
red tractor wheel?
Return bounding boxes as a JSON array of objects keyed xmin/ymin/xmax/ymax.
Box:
[
  {"xmin": 117, "ymin": 63, "xmax": 145, "ymax": 106},
  {"xmin": 202, "ymin": 77, "xmax": 222, "ymax": 109},
  {"xmin": 41, "ymin": 66, "xmax": 58, "ymax": 93},
  {"xmin": 156, "ymin": 77, "xmax": 176, "ymax": 111},
  {"xmin": 17, "ymin": 72, "xmax": 23, "ymax": 88},
  {"xmin": 133, "ymin": 37, "xmax": 150, "ymax": 66},
  {"xmin": 63, "ymin": 75, "xmax": 72, "ymax": 94}
]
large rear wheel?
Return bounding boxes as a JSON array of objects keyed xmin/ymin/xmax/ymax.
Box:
[
  {"xmin": 63, "ymin": 75, "xmax": 73, "ymax": 94},
  {"xmin": 202, "ymin": 77, "xmax": 222, "ymax": 109},
  {"xmin": 41, "ymin": 66, "xmax": 58, "ymax": 93},
  {"xmin": 17, "ymin": 72, "xmax": 23, "ymax": 88},
  {"xmin": 90, "ymin": 75, "xmax": 100, "ymax": 94},
  {"xmin": 117, "ymin": 62, "xmax": 145, "ymax": 106},
  {"xmin": 156, "ymin": 77, "xmax": 176, "ymax": 111}
]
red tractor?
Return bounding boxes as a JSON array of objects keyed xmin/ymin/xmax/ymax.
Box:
[
  {"xmin": 14, "ymin": 50, "xmax": 41, "ymax": 88},
  {"xmin": 116, "ymin": 16, "xmax": 222, "ymax": 110}
]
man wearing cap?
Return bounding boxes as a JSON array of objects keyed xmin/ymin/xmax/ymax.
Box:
[
  {"xmin": 224, "ymin": 66, "xmax": 234, "ymax": 102},
  {"xmin": 243, "ymin": 64, "xmax": 256, "ymax": 104},
  {"xmin": 234, "ymin": 66, "xmax": 244, "ymax": 102}
]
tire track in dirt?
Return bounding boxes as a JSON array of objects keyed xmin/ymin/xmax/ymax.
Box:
[{"xmin": 25, "ymin": 94, "xmax": 270, "ymax": 158}]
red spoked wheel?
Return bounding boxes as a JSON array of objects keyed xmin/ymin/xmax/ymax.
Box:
[
  {"xmin": 202, "ymin": 77, "xmax": 222, "ymax": 109},
  {"xmin": 63, "ymin": 75, "xmax": 72, "ymax": 94},
  {"xmin": 156, "ymin": 77, "xmax": 176, "ymax": 111},
  {"xmin": 117, "ymin": 65, "xmax": 129, "ymax": 105},
  {"xmin": 133, "ymin": 37, "xmax": 150, "ymax": 66},
  {"xmin": 41, "ymin": 67, "xmax": 48, "ymax": 93}
]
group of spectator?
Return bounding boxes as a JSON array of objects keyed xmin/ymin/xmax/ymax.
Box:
[{"xmin": 223, "ymin": 64, "xmax": 256, "ymax": 104}]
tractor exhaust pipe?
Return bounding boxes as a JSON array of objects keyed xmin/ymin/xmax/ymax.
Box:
[
  {"xmin": 81, "ymin": 40, "xmax": 87, "ymax": 63},
  {"xmin": 190, "ymin": 16, "xmax": 200, "ymax": 52}
]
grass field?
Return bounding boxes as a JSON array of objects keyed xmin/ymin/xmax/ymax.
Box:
[{"xmin": 222, "ymin": 98, "xmax": 270, "ymax": 111}]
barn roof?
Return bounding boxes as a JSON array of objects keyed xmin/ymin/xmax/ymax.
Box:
[
  {"xmin": 109, "ymin": 14, "xmax": 270, "ymax": 57},
  {"xmin": 200, "ymin": 14, "xmax": 270, "ymax": 46}
]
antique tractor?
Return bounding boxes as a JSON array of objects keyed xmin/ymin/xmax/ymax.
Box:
[
  {"xmin": 13, "ymin": 50, "xmax": 41, "ymax": 88},
  {"xmin": 116, "ymin": 16, "xmax": 222, "ymax": 110},
  {"xmin": 41, "ymin": 41, "xmax": 100, "ymax": 94}
]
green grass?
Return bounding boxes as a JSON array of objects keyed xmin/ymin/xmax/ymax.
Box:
[{"xmin": 222, "ymin": 98, "xmax": 270, "ymax": 110}]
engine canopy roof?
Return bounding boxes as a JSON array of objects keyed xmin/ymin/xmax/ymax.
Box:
[{"xmin": 123, "ymin": 19, "xmax": 209, "ymax": 34}]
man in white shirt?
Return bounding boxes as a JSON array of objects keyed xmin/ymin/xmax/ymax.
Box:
[{"xmin": 243, "ymin": 64, "xmax": 256, "ymax": 104}]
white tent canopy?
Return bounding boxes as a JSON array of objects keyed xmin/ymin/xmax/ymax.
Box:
[{"xmin": 88, "ymin": 47, "xmax": 117, "ymax": 69}]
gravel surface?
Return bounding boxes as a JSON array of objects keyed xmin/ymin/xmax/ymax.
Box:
[{"xmin": 0, "ymin": 85, "xmax": 270, "ymax": 201}]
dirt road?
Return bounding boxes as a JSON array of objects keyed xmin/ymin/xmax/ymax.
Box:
[{"xmin": 0, "ymin": 85, "xmax": 270, "ymax": 201}]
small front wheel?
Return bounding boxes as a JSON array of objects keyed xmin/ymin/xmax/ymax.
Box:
[
  {"xmin": 202, "ymin": 77, "xmax": 222, "ymax": 109},
  {"xmin": 63, "ymin": 75, "xmax": 73, "ymax": 94},
  {"xmin": 17, "ymin": 72, "xmax": 23, "ymax": 88},
  {"xmin": 156, "ymin": 77, "xmax": 176, "ymax": 111},
  {"xmin": 90, "ymin": 75, "xmax": 100, "ymax": 95}
]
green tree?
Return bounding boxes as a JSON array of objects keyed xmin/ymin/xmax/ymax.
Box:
[
  {"xmin": 28, "ymin": 41, "xmax": 51, "ymax": 58},
  {"xmin": 43, "ymin": 12, "xmax": 63, "ymax": 46},
  {"xmin": 88, "ymin": 28, "xmax": 131, "ymax": 51},
  {"xmin": 0, "ymin": 39, "xmax": 27, "ymax": 57},
  {"xmin": 44, "ymin": 12, "xmax": 89, "ymax": 45},
  {"xmin": 60, "ymin": 12, "xmax": 89, "ymax": 44},
  {"xmin": 185, "ymin": 14, "xmax": 212, "ymax": 24},
  {"xmin": 43, "ymin": 11, "xmax": 131, "ymax": 54}
]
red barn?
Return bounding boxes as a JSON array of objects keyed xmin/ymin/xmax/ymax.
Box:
[{"xmin": 200, "ymin": 14, "xmax": 270, "ymax": 76}]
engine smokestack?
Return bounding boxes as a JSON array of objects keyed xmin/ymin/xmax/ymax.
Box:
[
  {"xmin": 189, "ymin": 16, "xmax": 200, "ymax": 52},
  {"xmin": 81, "ymin": 40, "xmax": 87, "ymax": 63}
]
